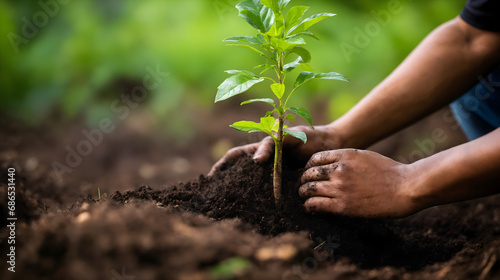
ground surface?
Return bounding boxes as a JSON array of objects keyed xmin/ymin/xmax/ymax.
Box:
[{"xmin": 1, "ymin": 111, "xmax": 499, "ymax": 280}]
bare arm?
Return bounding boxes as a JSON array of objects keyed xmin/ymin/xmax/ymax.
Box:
[
  {"xmin": 409, "ymin": 127, "xmax": 500, "ymax": 209},
  {"xmin": 330, "ymin": 17, "xmax": 500, "ymax": 148}
]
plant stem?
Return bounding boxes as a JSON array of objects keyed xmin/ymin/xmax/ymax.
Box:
[
  {"xmin": 273, "ymin": 51, "xmax": 285, "ymax": 208},
  {"xmin": 273, "ymin": 116, "xmax": 284, "ymax": 207}
]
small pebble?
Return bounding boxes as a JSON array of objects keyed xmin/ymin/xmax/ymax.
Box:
[{"xmin": 76, "ymin": 212, "xmax": 90, "ymax": 223}]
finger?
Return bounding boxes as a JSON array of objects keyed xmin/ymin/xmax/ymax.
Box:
[
  {"xmin": 299, "ymin": 181, "xmax": 338, "ymax": 199},
  {"xmin": 253, "ymin": 137, "xmax": 275, "ymax": 162},
  {"xmin": 208, "ymin": 144, "xmax": 258, "ymax": 177},
  {"xmin": 304, "ymin": 197, "xmax": 345, "ymax": 214},
  {"xmin": 301, "ymin": 163, "xmax": 338, "ymax": 184},
  {"xmin": 306, "ymin": 150, "xmax": 344, "ymax": 169}
]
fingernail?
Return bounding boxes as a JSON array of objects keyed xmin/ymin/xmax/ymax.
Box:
[{"xmin": 252, "ymin": 154, "xmax": 260, "ymax": 161}]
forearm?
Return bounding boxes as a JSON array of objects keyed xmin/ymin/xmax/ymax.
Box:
[
  {"xmin": 328, "ymin": 17, "xmax": 500, "ymax": 149},
  {"xmin": 409, "ymin": 128, "xmax": 500, "ymax": 209}
]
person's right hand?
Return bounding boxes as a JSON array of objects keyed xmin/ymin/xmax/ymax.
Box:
[{"xmin": 208, "ymin": 124, "xmax": 342, "ymax": 177}]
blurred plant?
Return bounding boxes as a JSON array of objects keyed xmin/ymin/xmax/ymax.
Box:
[
  {"xmin": 97, "ymin": 187, "xmax": 107, "ymax": 201},
  {"xmin": 210, "ymin": 257, "xmax": 251, "ymax": 279},
  {"xmin": 215, "ymin": 0, "xmax": 348, "ymax": 207}
]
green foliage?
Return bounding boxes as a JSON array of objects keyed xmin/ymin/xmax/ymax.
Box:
[
  {"xmin": 236, "ymin": 0, "xmax": 275, "ymax": 33},
  {"xmin": 215, "ymin": 0, "xmax": 349, "ymax": 145},
  {"xmin": 283, "ymin": 128, "xmax": 307, "ymax": 143},
  {"xmin": 215, "ymin": 0, "xmax": 350, "ymax": 205},
  {"xmin": 241, "ymin": 98, "xmax": 275, "ymax": 106},
  {"xmin": 0, "ymin": 0, "xmax": 463, "ymax": 140},
  {"xmin": 270, "ymin": 83, "xmax": 285, "ymax": 99},
  {"xmin": 230, "ymin": 116, "xmax": 277, "ymax": 138},
  {"xmin": 210, "ymin": 257, "xmax": 251, "ymax": 279},
  {"xmin": 287, "ymin": 13, "xmax": 336, "ymax": 36},
  {"xmin": 293, "ymin": 71, "xmax": 349, "ymax": 88},
  {"xmin": 290, "ymin": 107, "xmax": 313, "ymax": 128},
  {"xmin": 216, "ymin": 71, "xmax": 265, "ymax": 102}
]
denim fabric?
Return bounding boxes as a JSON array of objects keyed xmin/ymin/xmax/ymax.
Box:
[{"xmin": 450, "ymin": 67, "xmax": 500, "ymax": 140}]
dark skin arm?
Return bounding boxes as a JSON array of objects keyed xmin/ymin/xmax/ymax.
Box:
[
  {"xmin": 210, "ymin": 17, "xmax": 500, "ymax": 218},
  {"xmin": 331, "ymin": 17, "xmax": 500, "ymax": 149}
]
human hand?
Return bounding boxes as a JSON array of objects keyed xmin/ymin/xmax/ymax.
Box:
[
  {"xmin": 299, "ymin": 149, "xmax": 417, "ymax": 218},
  {"xmin": 208, "ymin": 125, "xmax": 341, "ymax": 177}
]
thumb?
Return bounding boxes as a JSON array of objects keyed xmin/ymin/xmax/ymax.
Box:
[{"xmin": 253, "ymin": 137, "xmax": 275, "ymax": 162}]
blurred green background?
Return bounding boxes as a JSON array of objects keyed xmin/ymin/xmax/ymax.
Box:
[{"xmin": 0, "ymin": 0, "xmax": 464, "ymax": 141}]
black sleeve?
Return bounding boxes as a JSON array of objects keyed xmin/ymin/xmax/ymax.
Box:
[{"xmin": 460, "ymin": 0, "xmax": 500, "ymax": 32}]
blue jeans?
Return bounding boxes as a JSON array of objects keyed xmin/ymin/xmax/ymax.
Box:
[{"xmin": 450, "ymin": 66, "xmax": 500, "ymax": 140}]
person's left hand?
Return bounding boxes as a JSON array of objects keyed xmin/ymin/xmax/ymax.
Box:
[{"xmin": 299, "ymin": 149, "xmax": 418, "ymax": 218}]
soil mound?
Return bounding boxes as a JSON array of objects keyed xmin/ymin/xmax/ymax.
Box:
[{"xmin": 111, "ymin": 155, "xmax": 464, "ymax": 270}]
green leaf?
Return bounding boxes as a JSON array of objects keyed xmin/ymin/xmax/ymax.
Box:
[
  {"xmin": 269, "ymin": 37, "xmax": 287, "ymax": 52},
  {"xmin": 283, "ymin": 57, "xmax": 303, "ymax": 72},
  {"xmin": 270, "ymin": 36, "xmax": 304, "ymax": 52},
  {"xmin": 256, "ymin": 33, "xmax": 267, "ymax": 43},
  {"xmin": 293, "ymin": 71, "xmax": 316, "ymax": 88},
  {"xmin": 216, "ymin": 74, "xmax": 264, "ymax": 102},
  {"xmin": 279, "ymin": 0, "xmax": 291, "ymax": 10},
  {"xmin": 227, "ymin": 44, "xmax": 266, "ymax": 57},
  {"xmin": 287, "ymin": 13, "xmax": 336, "ymax": 36},
  {"xmin": 289, "ymin": 46, "xmax": 311, "ymax": 62},
  {"xmin": 266, "ymin": 19, "xmax": 284, "ymax": 36},
  {"xmin": 229, "ymin": 117, "xmax": 276, "ymax": 137},
  {"xmin": 261, "ymin": 43, "xmax": 273, "ymax": 54},
  {"xmin": 236, "ymin": 0, "xmax": 275, "ymax": 33},
  {"xmin": 260, "ymin": 0, "xmax": 279, "ymax": 13},
  {"xmin": 224, "ymin": 36, "xmax": 262, "ymax": 44},
  {"xmin": 297, "ymin": 30, "xmax": 320, "ymax": 41},
  {"xmin": 230, "ymin": 120, "xmax": 263, "ymax": 132},
  {"xmin": 285, "ymin": 6, "xmax": 309, "ymax": 29},
  {"xmin": 290, "ymin": 107, "xmax": 314, "ymax": 128},
  {"xmin": 286, "ymin": 114, "xmax": 295, "ymax": 121},
  {"xmin": 270, "ymin": 83, "xmax": 285, "ymax": 99},
  {"xmin": 224, "ymin": 70, "xmax": 258, "ymax": 77},
  {"xmin": 283, "ymin": 57, "xmax": 313, "ymax": 72},
  {"xmin": 293, "ymin": 71, "xmax": 349, "ymax": 88},
  {"xmin": 260, "ymin": 116, "xmax": 276, "ymax": 132},
  {"xmin": 315, "ymin": 72, "xmax": 350, "ymax": 83},
  {"xmin": 265, "ymin": 110, "xmax": 275, "ymax": 117},
  {"xmin": 241, "ymin": 98, "xmax": 275, "ymax": 106},
  {"xmin": 285, "ymin": 36, "xmax": 306, "ymax": 46},
  {"xmin": 284, "ymin": 128, "xmax": 307, "ymax": 143},
  {"xmin": 272, "ymin": 119, "xmax": 279, "ymax": 131},
  {"xmin": 299, "ymin": 63, "xmax": 314, "ymax": 72},
  {"xmin": 262, "ymin": 0, "xmax": 290, "ymax": 12}
]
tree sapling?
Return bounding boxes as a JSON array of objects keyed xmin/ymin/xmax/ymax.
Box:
[{"xmin": 215, "ymin": 0, "xmax": 349, "ymax": 207}]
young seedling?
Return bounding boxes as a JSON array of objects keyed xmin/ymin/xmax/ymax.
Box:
[
  {"xmin": 215, "ymin": 0, "xmax": 349, "ymax": 207},
  {"xmin": 97, "ymin": 188, "xmax": 107, "ymax": 201}
]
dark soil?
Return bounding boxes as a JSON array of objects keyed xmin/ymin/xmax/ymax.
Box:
[
  {"xmin": 110, "ymin": 155, "xmax": 466, "ymax": 271},
  {"xmin": 1, "ymin": 116, "xmax": 500, "ymax": 280}
]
